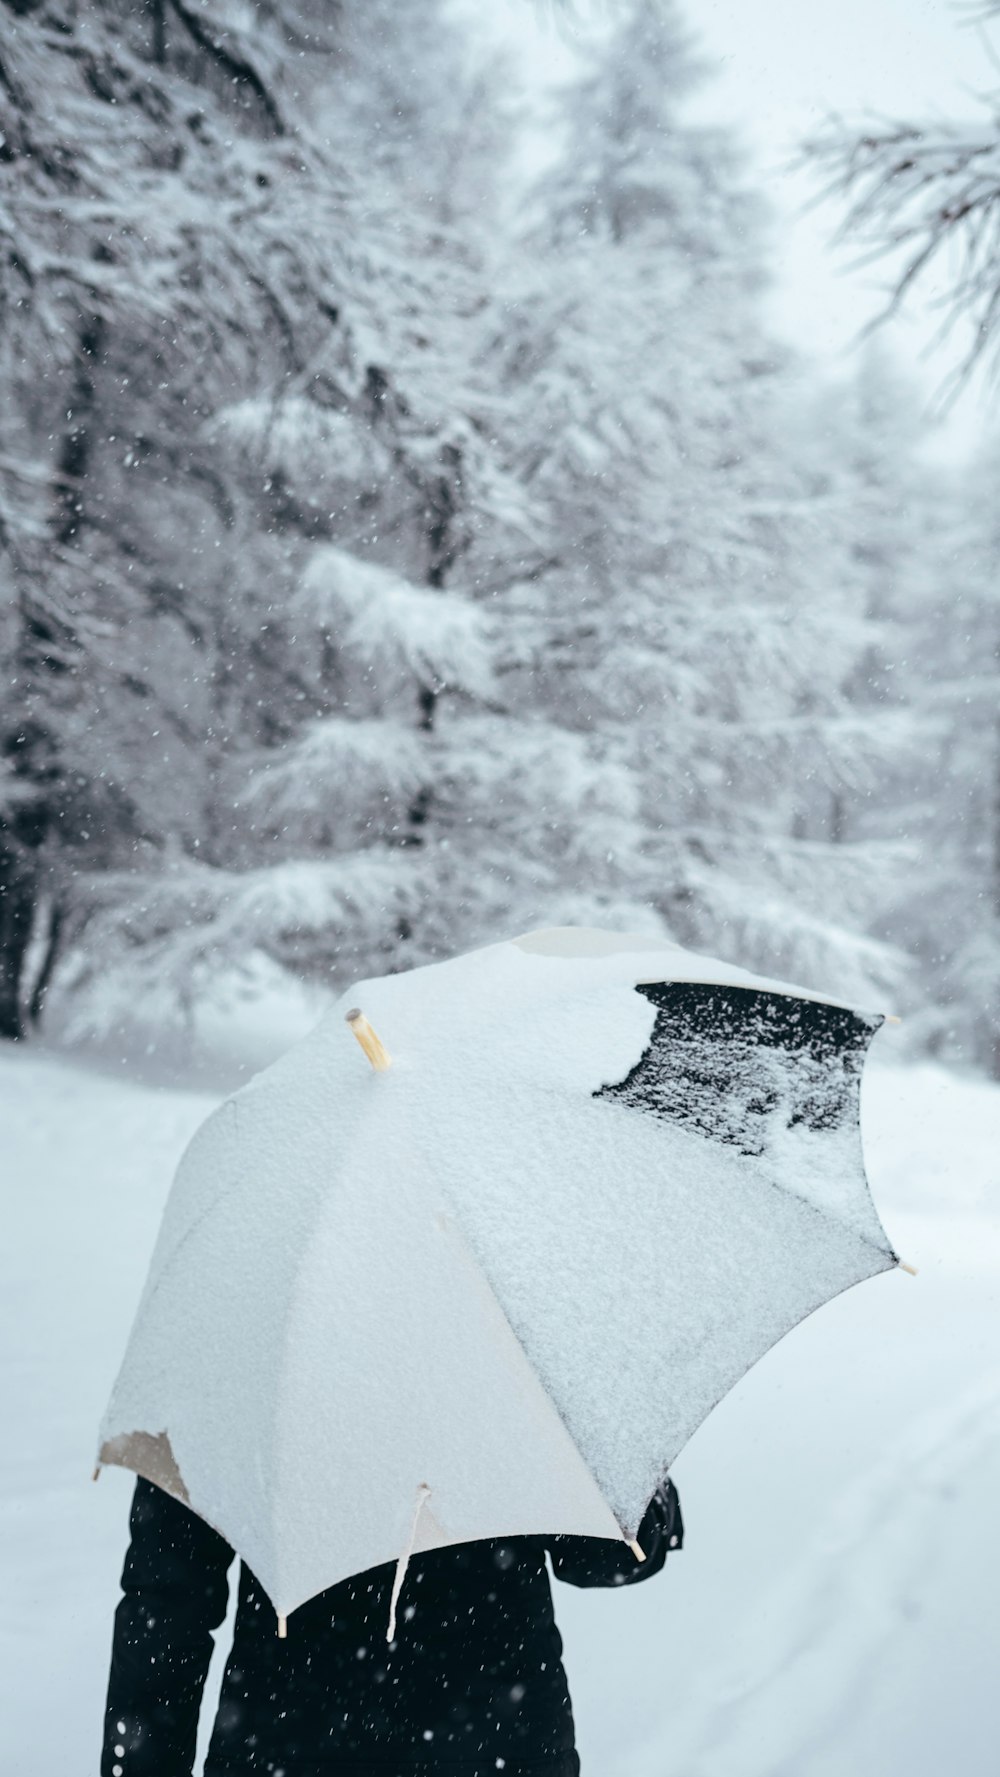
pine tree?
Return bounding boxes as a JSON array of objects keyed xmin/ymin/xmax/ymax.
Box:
[
  {"xmin": 2, "ymin": 0, "xmax": 528, "ymax": 1038},
  {"xmin": 879, "ymin": 440, "xmax": 1000, "ymax": 1075},
  {"xmin": 1, "ymin": 0, "xmax": 346, "ymax": 1032},
  {"xmin": 481, "ymin": 0, "xmax": 910, "ymax": 1002}
]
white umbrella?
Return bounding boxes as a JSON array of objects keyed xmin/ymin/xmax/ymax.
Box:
[{"xmin": 97, "ymin": 927, "xmax": 903, "ymax": 1633}]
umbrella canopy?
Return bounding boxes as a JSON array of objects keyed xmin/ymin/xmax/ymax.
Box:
[{"xmin": 97, "ymin": 927, "xmax": 901, "ymax": 1625}]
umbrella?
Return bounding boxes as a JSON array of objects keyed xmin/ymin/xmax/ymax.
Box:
[{"xmin": 96, "ymin": 926, "xmax": 905, "ymax": 1634}]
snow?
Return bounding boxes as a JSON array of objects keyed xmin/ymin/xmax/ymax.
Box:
[
  {"xmin": 297, "ymin": 546, "xmax": 494, "ymax": 697},
  {"xmin": 3, "ymin": 978, "xmax": 998, "ymax": 1773},
  {"xmin": 209, "ymin": 395, "xmax": 394, "ymax": 505}
]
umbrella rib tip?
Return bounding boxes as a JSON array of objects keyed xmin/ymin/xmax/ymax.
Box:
[{"xmin": 897, "ymin": 1258, "xmax": 918, "ymax": 1276}]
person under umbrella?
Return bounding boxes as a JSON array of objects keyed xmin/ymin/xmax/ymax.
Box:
[
  {"xmin": 96, "ymin": 926, "xmax": 902, "ymax": 1776},
  {"xmin": 100, "ymin": 1472, "xmax": 682, "ymax": 1776}
]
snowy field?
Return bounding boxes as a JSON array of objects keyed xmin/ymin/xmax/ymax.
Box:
[{"xmin": 1, "ymin": 1018, "xmax": 998, "ymax": 1776}]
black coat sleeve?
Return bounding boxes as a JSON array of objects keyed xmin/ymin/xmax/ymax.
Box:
[
  {"xmin": 101, "ymin": 1478, "xmax": 234, "ymax": 1777},
  {"xmin": 547, "ymin": 1477, "xmax": 683, "ymax": 1589}
]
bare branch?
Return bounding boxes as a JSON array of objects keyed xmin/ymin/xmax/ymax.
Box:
[{"xmin": 803, "ymin": 107, "xmax": 1000, "ymax": 385}]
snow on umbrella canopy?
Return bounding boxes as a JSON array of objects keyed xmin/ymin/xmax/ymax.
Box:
[{"xmin": 97, "ymin": 927, "xmax": 902, "ymax": 1629}]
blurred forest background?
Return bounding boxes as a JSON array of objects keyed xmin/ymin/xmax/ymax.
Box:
[{"xmin": 1, "ymin": 0, "xmax": 998, "ymax": 1072}]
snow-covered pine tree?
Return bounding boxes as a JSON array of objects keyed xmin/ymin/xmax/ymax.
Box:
[
  {"xmin": 210, "ymin": 3, "xmax": 644, "ymax": 986},
  {"xmin": 933, "ymin": 443, "xmax": 1000, "ymax": 1076},
  {"xmin": 482, "ymin": 0, "xmax": 911, "ymax": 1003},
  {"xmin": 1, "ymin": 0, "xmax": 356, "ymax": 1034},
  {"xmin": 802, "ymin": 3, "xmax": 1000, "ymax": 1070},
  {"xmin": 1, "ymin": 0, "xmax": 536, "ymax": 1038},
  {"xmin": 867, "ymin": 434, "xmax": 1000, "ymax": 1075}
]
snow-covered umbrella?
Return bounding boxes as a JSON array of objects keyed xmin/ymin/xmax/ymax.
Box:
[{"xmin": 96, "ymin": 927, "xmax": 906, "ymax": 1635}]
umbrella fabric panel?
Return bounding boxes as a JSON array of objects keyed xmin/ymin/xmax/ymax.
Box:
[
  {"xmin": 264, "ymin": 1076, "xmax": 624, "ymax": 1610},
  {"xmin": 98, "ymin": 1042, "xmax": 364, "ymax": 1602},
  {"xmin": 100, "ymin": 1015, "xmax": 622, "ymax": 1618},
  {"xmin": 340, "ymin": 943, "xmax": 896, "ymax": 1538},
  {"xmin": 404, "ymin": 1065, "xmax": 894, "ymax": 1538}
]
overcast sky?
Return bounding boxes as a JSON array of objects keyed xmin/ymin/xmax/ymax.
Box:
[{"xmin": 465, "ymin": 0, "xmax": 997, "ymax": 458}]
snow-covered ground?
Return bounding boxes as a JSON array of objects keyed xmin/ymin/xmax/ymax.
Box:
[{"xmin": 1, "ymin": 1024, "xmax": 997, "ymax": 1775}]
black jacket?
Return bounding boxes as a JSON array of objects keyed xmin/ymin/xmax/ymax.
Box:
[{"xmin": 101, "ymin": 1476, "xmax": 682, "ymax": 1777}]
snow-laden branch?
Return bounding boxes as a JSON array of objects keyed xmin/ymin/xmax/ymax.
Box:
[
  {"xmin": 294, "ymin": 548, "xmax": 494, "ymax": 701},
  {"xmin": 240, "ymin": 718, "xmax": 430, "ymax": 848}
]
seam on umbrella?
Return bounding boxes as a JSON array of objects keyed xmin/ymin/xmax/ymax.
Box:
[{"xmin": 433, "ymin": 1206, "xmax": 629, "ymax": 1541}]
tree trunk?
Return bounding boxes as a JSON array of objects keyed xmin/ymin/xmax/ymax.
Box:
[
  {"xmin": 395, "ymin": 443, "xmax": 462, "ymax": 943},
  {"xmin": 27, "ymin": 896, "xmax": 63, "ymax": 1027},
  {"xmin": 149, "ymin": 0, "xmax": 167, "ymax": 65},
  {"xmin": 0, "ymin": 835, "xmax": 35, "ymax": 1040},
  {"xmin": 54, "ymin": 310, "xmax": 105, "ymax": 546}
]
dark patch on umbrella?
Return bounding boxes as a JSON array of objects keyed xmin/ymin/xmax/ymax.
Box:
[{"xmin": 596, "ymin": 984, "xmax": 883, "ymax": 1158}]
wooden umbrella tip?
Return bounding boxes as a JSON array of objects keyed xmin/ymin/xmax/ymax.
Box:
[
  {"xmin": 277, "ymin": 1614, "xmax": 288, "ymax": 1639},
  {"xmin": 345, "ymin": 1007, "xmax": 392, "ymax": 1071},
  {"xmin": 897, "ymin": 1259, "xmax": 918, "ymax": 1276},
  {"xmin": 884, "ymin": 1014, "xmax": 902, "ymax": 1026},
  {"xmin": 628, "ymin": 1538, "xmax": 646, "ymax": 1563}
]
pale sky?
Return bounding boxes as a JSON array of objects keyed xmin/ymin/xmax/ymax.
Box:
[{"xmin": 462, "ymin": 0, "xmax": 997, "ymax": 459}]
